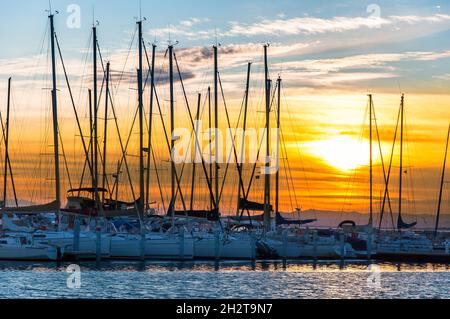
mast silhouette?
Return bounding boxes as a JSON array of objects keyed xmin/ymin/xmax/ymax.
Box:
[
  {"xmin": 190, "ymin": 94, "xmax": 201, "ymax": 212},
  {"xmin": 369, "ymin": 94, "xmax": 373, "ymax": 226},
  {"xmin": 145, "ymin": 44, "xmax": 156, "ymax": 211},
  {"xmin": 237, "ymin": 62, "xmax": 252, "ymax": 216},
  {"xmin": 2, "ymin": 77, "xmax": 11, "ymax": 208},
  {"xmin": 213, "ymin": 45, "xmax": 219, "ymax": 211},
  {"xmin": 169, "ymin": 44, "xmax": 175, "ymax": 223},
  {"xmin": 275, "ymin": 77, "xmax": 281, "ymax": 217},
  {"xmin": 435, "ymin": 124, "xmax": 450, "ymax": 236},
  {"xmin": 49, "ymin": 13, "xmax": 61, "ymax": 214},
  {"xmin": 137, "ymin": 20, "xmax": 145, "ymax": 218},
  {"xmin": 102, "ymin": 62, "xmax": 110, "ymax": 204},
  {"xmin": 93, "ymin": 24, "xmax": 99, "ymax": 209},
  {"xmin": 263, "ymin": 45, "xmax": 271, "ymax": 232}
]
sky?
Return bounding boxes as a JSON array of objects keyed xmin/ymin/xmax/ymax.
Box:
[{"xmin": 0, "ymin": 0, "xmax": 450, "ymax": 226}]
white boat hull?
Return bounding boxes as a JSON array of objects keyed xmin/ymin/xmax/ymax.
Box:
[
  {"xmin": 110, "ymin": 233, "xmax": 194, "ymax": 260},
  {"xmin": 193, "ymin": 235, "xmax": 255, "ymax": 259},
  {"xmin": 33, "ymin": 231, "xmax": 111, "ymax": 258},
  {"xmin": 266, "ymin": 238, "xmax": 354, "ymax": 259},
  {"xmin": 0, "ymin": 245, "xmax": 58, "ymax": 261}
]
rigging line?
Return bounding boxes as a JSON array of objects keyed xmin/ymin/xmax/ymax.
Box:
[
  {"xmin": 142, "ymin": 44, "xmax": 188, "ymax": 213},
  {"xmin": 339, "ymin": 99, "xmax": 369, "ymax": 215},
  {"xmin": 373, "ymin": 101, "xmax": 397, "ymax": 230},
  {"xmin": 112, "ymin": 27, "xmax": 137, "ymax": 96},
  {"xmin": 280, "ymin": 123, "xmax": 299, "ymax": 211},
  {"xmin": 97, "ymin": 44, "xmax": 138, "ymax": 205},
  {"xmin": 173, "ymin": 49, "xmax": 217, "ymax": 211},
  {"xmin": 57, "ymin": 125, "xmax": 73, "ymax": 191},
  {"xmin": 54, "ymin": 33, "xmax": 93, "ymax": 181},
  {"xmin": 149, "ymin": 78, "xmax": 189, "ymax": 214},
  {"xmin": 151, "ymin": 146, "xmax": 166, "ymax": 213},
  {"xmin": 280, "ymin": 88, "xmax": 315, "ymax": 211},
  {"xmin": 0, "ymin": 111, "xmax": 18, "ymax": 207},
  {"xmin": 238, "ymin": 80, "xmax": 278, "ymax": 219},
  {"xmin": 216, "ymin": 72, "xmax": 246, "ymax": 207},
  {"xmin": 241, "ymin": 80, "xmax": 278, "ymax": 215}
]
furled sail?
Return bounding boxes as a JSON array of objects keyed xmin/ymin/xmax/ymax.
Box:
[
  {"xmin": 2, "ymin": 201, "xmax": 60, "ymax": 215},
  {"xmin": 397, "ymin": 214, "xmax": 417, "ymax": 229},
  {"xmin": 239, "ymin": 198, "xmax": 273, "ymax": 212},
  {"xmin": 276, "ymin": 212, "xmax": 317, "ymax": 226}
]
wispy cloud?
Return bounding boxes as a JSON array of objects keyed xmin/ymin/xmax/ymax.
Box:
[{"xmin": 150, "ymin": 13, "xmax": 450, "ymax": 41}]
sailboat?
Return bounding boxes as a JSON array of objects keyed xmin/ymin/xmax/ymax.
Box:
[{"xmin": 376, "ymin": 95, "xmax": 450, "ymax": 262}]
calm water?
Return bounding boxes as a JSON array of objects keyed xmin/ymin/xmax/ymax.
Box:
[{"xmin": 0, "ymin": 260, "xmax": 448, "ymax": 299}]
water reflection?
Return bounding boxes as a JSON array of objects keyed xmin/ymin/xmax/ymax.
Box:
[{"xmin": 0, "ymin": 260, "xmax": 448, "ymax": 273}]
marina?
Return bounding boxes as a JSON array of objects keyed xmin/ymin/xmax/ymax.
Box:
[
  {"xmin": 0, "ymin": 7, "xmax": 449, "ymax": 265},
  {"xmin": 0, "ymin": 1, "xmax": 449, "ymax": 302}
]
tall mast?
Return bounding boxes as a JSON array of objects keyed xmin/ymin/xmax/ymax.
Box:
[
  {"xmin": 88, "ymin": 89, "xmax": 94, "ymax": 199},
  {"xmin": 369, "ymin": 94, "xmax": 373, "ymax": 226},
  {"xmin": 275, "ymin": 77, "xmax": 281, "ymax": 217},
  {"xmin": 398, "ymin": 94, "xmax": 405, "ymax": 227},
  {"xmin": 263, "ymin": 44, "xmax": 271, "ymax": 232},
  {"xmin": 169, "ymin": 44, "xmax": 175, "ymax": 222},
  {"xmin": 190, "ymin": 93, "xmax": 201, "ymax": 211},
  {"xmin": 49, "ymin": 14, "xmax": 61, "ymax": 211},
  {"xmin": 213, "ymin": 45, "xmax": 219, "ymax": 210},
  {"xmin": 146, "ymin": 44, "xmax": 156, "ymax": 211},
  {"xmin": 435, "ymin": 124, "xmax": 450, "ymax": 236},
  {"xmin": 93, "ymin": 24, "xmax": 99, "ymax": 208},
  {"xmin": 237, "ymin": 62, "xmax": 252, "ymax": 216},
  {"xmin": 102, "ymin": 62, "xmax": 110, "ymax": 204},
  {"xmin": 208, "ymin": 86, "xmax": 213, "ymax": 210},
  {"xmin": 137, "ymin": 20, "xmax": 145, "ymax": 217},
  {"xmin": 2, "ymin": 77, "xmax": 11, "ymax": 207}
]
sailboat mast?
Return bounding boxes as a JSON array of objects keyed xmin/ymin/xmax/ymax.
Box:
[
  {"xmin": 275, "ymin": 77, "xmax": 281, "ymax": 217},
  {"xmin": 208, "ymin": 86, "xmax": 213, "ymax": 210},
  {"xmin": 398, "ymin": 94, "xmax": 405, "ymax": 226},
  {"xmin": 369, "ymin": 94, "xmax": 373, "ymax": 226},
  {"xmin": 49, "ymin": 14, "xmax": 61, "ymax": 211},
  {"xmin": 237, "ymin": 62, "xmax": 252, "ymax": 216},
  {"xmin": 102, "ymin": 62, "xmax": 110, "ymax": 204},
  {"xmin": 88, "ymin": 89, "xmax": 94, "ymax": 199},
  {"xmin": 93, "ymin": 25, "xmax": 99, "ymax": 208},
  {"xmin": 213, "ymin": 45, "xmax": 219, "ymax": 210},
  {"xmin": 169, "ymin": 44, "xmax": 175, "ymax": 222},
  {"xmin": 275, "ymin": 77, "xmax": 281, "ymax": 219},
  {"xmin": 2, "ymin": 77, "xmax": 11, "ymax": 207},
  {"xmin": 435, "ymin": 124, "xmax": 450, "ymax": 236},
  {"xmin": 145, "ymin": 44, "xmax": 156, "ymax": 211},
  {"xmin": 137, "ymin": 20, "xmax": 145, "ymax": 217},
  {"xmin": 263, "ymin": 44, "xmax": 271, "ymax": 232},
  {"xmin": 190, "ymin": 94, "xmax": 201, "ymax": 211}
]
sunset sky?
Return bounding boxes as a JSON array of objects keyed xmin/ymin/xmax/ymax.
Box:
[{"xmin": 0, "ymin": 0, "xmax": 449, "ymax": 226}]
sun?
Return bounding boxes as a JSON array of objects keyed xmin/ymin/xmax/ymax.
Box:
[{"xmin": 307, "ymin": 136, "xmax": 372, "ymax": 172}]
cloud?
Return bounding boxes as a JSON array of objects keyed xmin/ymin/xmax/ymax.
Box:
[
  {"xmin": 270, "ymin": 51, "xmax": 450, "ymax": 88},
  {"xmin": 149, "ymin": 13, "xmax": 450, "ymax": 41},
  {"xmin": 223, "ymin": 14, "xmax": 450, "ymax": 37}
]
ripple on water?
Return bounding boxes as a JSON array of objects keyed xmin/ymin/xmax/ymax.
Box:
[{"xmin": 0, "ymin": 261, "xmax": 448, "ymax": 299}]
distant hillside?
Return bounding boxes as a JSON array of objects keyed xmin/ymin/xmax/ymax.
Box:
[{"xmin": 287, "ymin": 210, "xmax": 450, "ymax": 230}]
